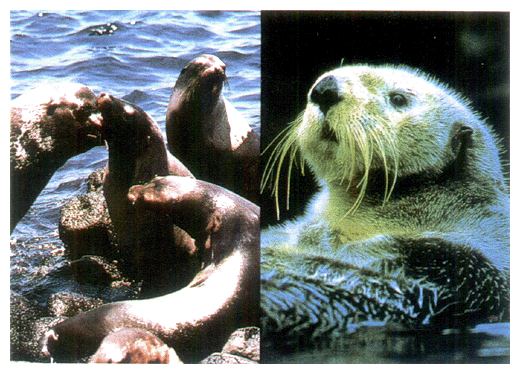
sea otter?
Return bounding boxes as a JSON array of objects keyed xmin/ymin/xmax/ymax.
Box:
[{"xmin": 261, "ymin": 65, "xmax": 509, "ymax": 353}]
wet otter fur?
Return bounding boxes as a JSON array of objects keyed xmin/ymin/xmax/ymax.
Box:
[{"xmin": 261, "ymin": 64, "xmax": 509, "ymax": 346}]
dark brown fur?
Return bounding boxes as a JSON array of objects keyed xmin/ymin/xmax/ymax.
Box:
[
  {"xmin": 96, "ymin": 93, "xmax": 199, "ymax": 295},
  {"xmin": 42, "ymin": 176, "xmax": 259, "ymax": 363},
  {"xmin": 166, "ymin": 55, "xmax": 260, "ymax": 203}
]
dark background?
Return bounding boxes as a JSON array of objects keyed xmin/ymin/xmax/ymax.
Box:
[{"xmin": 260, "ymin": 11, "xmax": 510, "ymax": 227}]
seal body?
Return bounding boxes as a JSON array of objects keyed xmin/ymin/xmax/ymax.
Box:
[
  {"xmin": 166, "ymin": 54, "xmax": 260, "ymax": 204},
  {"xmin": 10, "ymin": 83, "xmax": 102, "ymax": 232},
  {"xmin": 261, "ymin": 65, "xmax": 509, "ymax": 347},
  {"xmin": 95, "ymin": 93, "xmax": 198, "ymax": 294},
  {"xmin": 42, "ymin": 176, "xmax": 259, "ymax": 363}
]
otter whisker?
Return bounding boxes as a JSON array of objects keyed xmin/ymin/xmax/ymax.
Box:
[
  {"xmin": 335, "ymin": 119, "xmax": 355, "ymax": 192},
  {"xmin": 262, "ymin": 116, "xmax": 302, "ymax": 219},
  {"xmin": 285, "ymin": 142, "xmax": 301, "ymax": 211},
  {"xmin": 261, "ymin": 125, "xmax": 293, "ymax": 191},
  {"xmin": 340, "ymin": 119, "xmax": 374, "ymax": 216},
  {"xmin": 370, "ymin": 120, "xmax": 398, "ymax": 205},
  {"xmin": 370, "ymin": 128, "xmax": 390, "ymax": 203}
]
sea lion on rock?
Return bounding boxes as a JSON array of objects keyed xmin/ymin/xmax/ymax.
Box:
[
  {"xmin": 42, "ymin": 175, "xmax": 259, "ymax": 363},
  {"xmin": 261, "ymin": 65, "xmax": 509, "ymax": 351},
  {"xmin": 166, "ymin": 54, "xmax": 260, "ymax": 204},
  {"xmin": 94, "ymin": 93, "xmax": 198, "ymax": 295},
  {"xmin": 10, "ymin": 83, "xmax": 102, "ymax": 232}
]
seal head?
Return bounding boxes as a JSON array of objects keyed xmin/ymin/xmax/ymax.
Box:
[{"xmin": 166, "ymin": 54, "xmax": 260, "ymax": 203}]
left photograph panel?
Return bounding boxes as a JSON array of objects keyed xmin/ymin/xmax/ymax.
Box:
[{"xmin": 10, "ymin": 10, "xmax": 260, "ymax": 364}]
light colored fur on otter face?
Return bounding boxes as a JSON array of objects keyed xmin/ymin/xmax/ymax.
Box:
[{"xmin": 263, "ymin": 65, "xmax": 506, "ymax": 219}]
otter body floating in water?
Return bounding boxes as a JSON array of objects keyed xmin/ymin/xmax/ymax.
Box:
[
  {"xmin": 166, "ymin": 54, "xmax": 260, "ymax": 204},
  {"xmin": 261, "ymin": 65, "xmax": 509, "ymax": 351}
]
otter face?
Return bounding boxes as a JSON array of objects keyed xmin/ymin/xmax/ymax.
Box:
[
  {"xmin": 299, "ymin": 66, "xmax": 485, "ymax": 206},
  {"xmin": 298, "ymin": 66, "xmax": 466, "ymax": 182},
  {"xmin": 263, "ymin": 65, "xmax": 487, "ymax": 215}
]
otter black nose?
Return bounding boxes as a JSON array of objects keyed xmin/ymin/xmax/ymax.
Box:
[{"xmin": 310, "ymin": 75, "xmax": 341, "ymax": 114}]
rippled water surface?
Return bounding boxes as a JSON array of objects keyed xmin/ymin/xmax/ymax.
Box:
[{"xmin": 10, "ymin": 10, "xmax": 260, "ymax": 300}]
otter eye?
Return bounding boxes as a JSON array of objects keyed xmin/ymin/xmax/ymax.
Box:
[{"xmin": 389, "ymin": 93, "xmax": 408, "ymax": 108}]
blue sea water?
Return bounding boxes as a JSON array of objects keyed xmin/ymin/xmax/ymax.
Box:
[{"xmin": 10, "ymin": 10, "xmax": 260, "ymax": 300}]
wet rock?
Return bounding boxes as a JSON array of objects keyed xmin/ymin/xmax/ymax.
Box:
[
  {"xmin": 200, "ymin": 353, "xmax": 258, "ymax": 364},
  {"xmin": 70, "ymin": 255, "xmax": 123, "ymax": 286},
  {"xmin": 222, "ymin": 326, "xmax": 260, "ymax": 361},
  {"xmin": 10, "ymin": 292, "xmax": 63, "ymax": 363},
  {"xmin": 201, "ymin": 327, "xmax": 260, "ymax": 364},
  {"xmin": 47, "ymin": 291, "xmax": 103, "ymax": 318},
  {"xmin": 10, "ymin": 292, "xmax": 44, "ymax": 362},
  {"xmin": 59, "ymin": 169, "xmax": 115, "ymax": 260}
]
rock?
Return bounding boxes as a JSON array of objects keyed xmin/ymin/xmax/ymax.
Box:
[
  {"xmin": 200, "ymin": 353, "xmax": 258, "ymax": 364},
  {"xmin": 201, "ymin": 327, "xmax": 260, "ymax": 364},
  {"xmin": 10, "ymin": 292, "xmax": 47, "ymax": 362},
  {"xmin": 69, "ymin": 256, "xmax": 121, "ymax": 287},
  {"xmin": 222, "ymin": 326, "xmax": 260, "ymax": 362},
  {"xmin": 47, "ymin": 291, "xmax": 104, "ymax": 318},
  {"xmin": 59, "ymin": 169, "xmax": 115, "ymax": 261}
]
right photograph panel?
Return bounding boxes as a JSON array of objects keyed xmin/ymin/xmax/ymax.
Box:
[{"xmin": 259, "ymin": 11, "xmax": 510, "ymax": 364}]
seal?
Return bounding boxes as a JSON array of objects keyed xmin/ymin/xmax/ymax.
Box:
[
  {"xmin": 94, "ymin": 93, "xmax": 199, "ymax": 294},
  {"xmin": 41, "ymin": 175, "xmax": 260, "ymax": 363},
  {"xmin": 166, "ymin": 54, "xmax": 260, "ymax": 204},
  {"xmin": 10, "ymin": 83, "xmax": 102, "ymax": 232},
  {"xmin": 261, "ymin": 65, "xmax": 509, "ymax": 347},
  {"xmin": 89, "ymin": 328, "xmax": 182, "ymax": 364}
]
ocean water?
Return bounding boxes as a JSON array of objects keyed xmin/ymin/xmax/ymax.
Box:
[{"xmin": 10, "ymin": 10, "xmax": 260, "ymax": 301}]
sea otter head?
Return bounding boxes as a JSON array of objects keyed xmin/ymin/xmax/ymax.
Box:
[{"xmin": 264, "ymin": 65, "xmax": 505, "ymax": 214}]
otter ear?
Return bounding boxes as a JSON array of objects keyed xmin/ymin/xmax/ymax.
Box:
[{"xmin": 451, "ymin": 122, "xmax": 473, "ymax": 155}]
